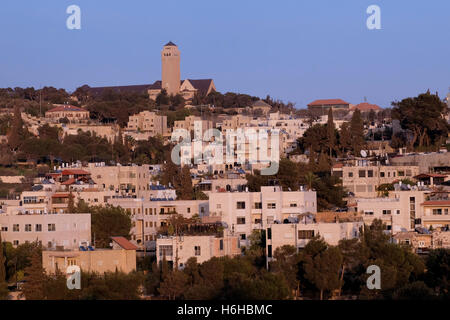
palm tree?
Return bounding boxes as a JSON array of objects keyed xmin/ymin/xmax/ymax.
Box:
[{"xmin": 304, "ymin": 171, "xmax": 318, "ymax": 191}]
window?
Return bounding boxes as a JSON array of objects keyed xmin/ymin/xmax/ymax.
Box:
[
  {"xmin": 219, "ymin": 239, "xmax": 224, "ymax": 251},
  {"xmin": 380, "ymin": 172, "xmax": 385, "ymax": 178},
  {"xmin": 13, "ymin": 240, "xmax": 19, "ymax": 246},
  {"xmin": 348, "ymin": 172, "xmax": 353, "ymax": 178},
  {"xmin": 253, "ymin": 202, "xmax": 262, "ymax": 209},
  {"xmin": 396, "ymin": 210, "xmax": 401, "ymax": 215},
  {"xmin": 364, "ymin": 211, "xmax": 374, "ymax": 215},
  {"xmin": 268, "ymin": 245, "xmax": 272, "ymax": 258},
  {"xmin": 194, "ymin": 246, "xmax": 201, "ymax": 256},
  {"xmin": 159, "ymin": 245, "xmax": 173, "ymax": 257},
  {"xmin": 240, "ymin": 234, "xmax": 246, "ymax": 240},
  {"xmin": 25, "ymin": 224, "xmax": 32, "ymax": 232},
  {"xmin": 382, "ymin": 210, "xmax": 391, "ymax": 215},
  {"xmin": 187, "ymin": 207, "xmax": 191, "ymax": 213},
  {"xmin": 236, "ymin": 201, "xmax": 246, "ymax": 209},
  {"xmin": 237, "ymin": 217, "xmax": 246, "ymax": 225},
  {"xmin": 290, "ymin": 203, "xmax": 297, "ymax": 207},
  {"xmin": 298, "ymin": 230, "xmax": 315, "ymax": 239},
  {"xmin": 267, "ymin": 228, "xmax": 272, "ymax": 240},
  {"xmin": 216, "ymin": 204, "xmax": 221, "ymax": 209},
  {"xmin": 48, "ymin": 224, "xmax": 56, "ymax": 232},
  {"xmin": 398, "ymin": 171, "xmax": 405, "ymax": 177},
  {"xmin": 359, "ymin": 170, "xmax": 366, "ymax": 178},
  {"xmin": 1, "ymin": 226, "xmax": 7, "ymax": 232},
  {"xmin": 13, "ymin": 224, "xmax": 19, "ymax": 232},
  {"xmin": 267, "ymin": 203, "xmax": 276, "ymax": 209},
  {"xmin": 432, "ymin": 209, "xmax": 443, "ymax": 215},
  {"xmin": 409, "ymin": 197, "xmax": 416, "ymax": 229},
  {"xmin": 368, "ymin": 170, "xmax": 374, "ymax": 178}
]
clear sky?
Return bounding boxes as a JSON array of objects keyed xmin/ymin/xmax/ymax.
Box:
[{"xmin": 0, "ymin": 0, "xmax": 449, "ymax": 109}]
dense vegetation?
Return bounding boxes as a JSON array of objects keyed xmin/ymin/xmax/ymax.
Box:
[
  {"xmin": 142, "ymin": 220, "xmax": 450, "ymax": 300},
  {"xmin": 4, "ymin": 220, "xmax": 442, "ymax": 300}
]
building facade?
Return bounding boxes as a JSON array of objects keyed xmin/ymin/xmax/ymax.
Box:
[{"xmin": 208, "ymin": 186, "xmax": 317, "ymax": 246}]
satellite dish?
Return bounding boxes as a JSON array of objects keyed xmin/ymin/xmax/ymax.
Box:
[{"xmin": 360, "ymin": 150, "xmax": 367, "ymax": 158}]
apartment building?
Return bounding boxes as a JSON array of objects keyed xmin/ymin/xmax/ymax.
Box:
[
  {"xmin": 85, "ymin": 163, "xmax": 154, "ymax": 196},
  {"xmin": 156, "ymin": 234, "xmax": 240, "ymax": 268},
  {"xmin": 266, "ymin": 219, "xmax": 363, "ymax": 260},
  {"xmin": 195, "ymin": 177, "xmax": 248, "ymax": 195},
  {"xmin": 208, "ymin": 186, "xmax": 317, "ymax": 246},
  {"xmin": 220, "ymin": 115, "xmax": 253, "ymax": 131},
  {"xmin": 0, "ymin": 212, "xmax": 91, "ymax": 249},
  {"xmin": 174, "ymin": 116, "xmax": 213, "ymax": 136},
  {"xmin": 64, "ymin": 123, "xmax": 119, "ymax": 142},
  {"xmin": 45, "ymin": 105, "xmax": 90, "ymax": 122},
  {"xmin": 42, "ymin": 236, "xmax": 137, "ymax": 274},
  {"xmin": 357, "ymin": 188, "xmax": 430, "ymax": 232},
  {"xmin": 126, "ymin": 111, "xmax": 168, "ymax": 137},
  {"xmin": 332, "ymin": 160, "xmax": 420, "ymax": 197},
  {"xmin": 107, "ymin": 197, "xmax": 209, "ymax": 250},
  {"xmin": 394, "ymin": 230, "xmax": 450, "ymax": 253},
  {"xmin": 420, "ymin": 199, "xmax": 450, "ymax": 229}
]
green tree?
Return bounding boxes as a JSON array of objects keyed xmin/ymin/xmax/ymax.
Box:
[
  {"xmin": 303, "ymin": 171, "xmax": 318, "ymax": 191},
  {"xmin": 0, "ymin": 232, "xmax": 9, "ymax": 300},
  {"xmin": 91, "ymin": 205, "xmax": 132, "ymax": 248},
  {"xmin": 159, "ymin": 270, "xmax": 188, "ymax": 300},
  {"xmin": 21, "ymin": 249, "xmax": 47, "ymax": 300},
  {"xmin": 326, "ymin": 108, "xmax": 336, "ymax": 157},
  {"xmin": 393, "ymin": 281, "xmax": 435, "ymax": 300},
  {"xmin": 156, "ymin": 89, "xmax": 170, "ymax": 106},
  {"xmin": 304, "ymin": 246, "xmax": 343, "ymax": 300},
  {"xmin": 7, "ymin": 105, "xmax": 26, "ymax": 152},
  {"xmin": 270, "ymin": 245, "xmax": 300, "ymax": 296},
  {"xmin": 178, "ymin": 165, "xmax": 193, "ymax": 200},
  {"xmin": 67, "ymin": 190, "xmax": 75, "ymax": 213},
  {"xmin": 350, "ymin": 109, "xmax": 365, "ymax": 156},
  {"xmin": 339, "ymin": 122, "xmax": 352, "ymax": 156},
  {"xmin": 392, "ymin": 91, "xmax": 449, "ymax": 150},
  {"xmin": 423, "ymin": 249, "xmax": 450, "ymax": 298}
]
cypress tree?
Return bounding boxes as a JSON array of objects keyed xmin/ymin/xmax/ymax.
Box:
[
  {"xmin": 21, "ymin": 250, "xmax": 47, "ymax": 300},
  {"xmin": 326, "ymin": 108, "xmax": 336, "ymax": 157},
  {"xmin": 350, "ymin": 109, "xmax": 365, "ymax": 156},
  {"xmin": 0, "ymin": 232, "xmax": 9, "ymax": 299}
]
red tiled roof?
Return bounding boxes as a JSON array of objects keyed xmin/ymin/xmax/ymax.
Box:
[
  {"xmin": 52, "ymin": 193, "xmax": 70, "ymax": 198},
  {"xmin": 47, "ymin": 105, "xmax": 87, "ymax": 113},
  {"xmin": 421, "ymin": 200, "xmax": 450, "ymax": 206},
  {"xmin": 308, "ymin": 99, "xmax": 350, "ymax": 107},
  {"xmin": 61, "ymin": 178, "xmax": 76, "ymax": 185},
  {"xmin": 351, "ymin": 102, "xmax": 381, "ymax": 111},
  {"xmin": 61, "ymin": 169, "xmax": 90, "ymax": 176},
  {"xmin": 111, "ymin": 237, "xmax": 138, "ymax": 250}
]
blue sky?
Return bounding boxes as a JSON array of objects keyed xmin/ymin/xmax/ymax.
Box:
[{"xmin": 0, "ymin": 0, "xmax": 449, "ymax": 108}]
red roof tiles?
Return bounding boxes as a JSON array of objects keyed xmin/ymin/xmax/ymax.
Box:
[
  {"xmin": 351, "ymin": 102, "xmax": 381, "ymax": 112},
  {"xmin": 421, "ymin": 200, "xmax": 450, "ymax": 206},
  {"xmin": 308, "ymin": 99, "xmax": 350, "ymax": 107},
  {"xmin": 111, "ymin": 237, "xmax": 138, "ymax": 250},
  {"xmin": 61, "ymin": 169, "xmax": 90, "ymax": 176}
]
